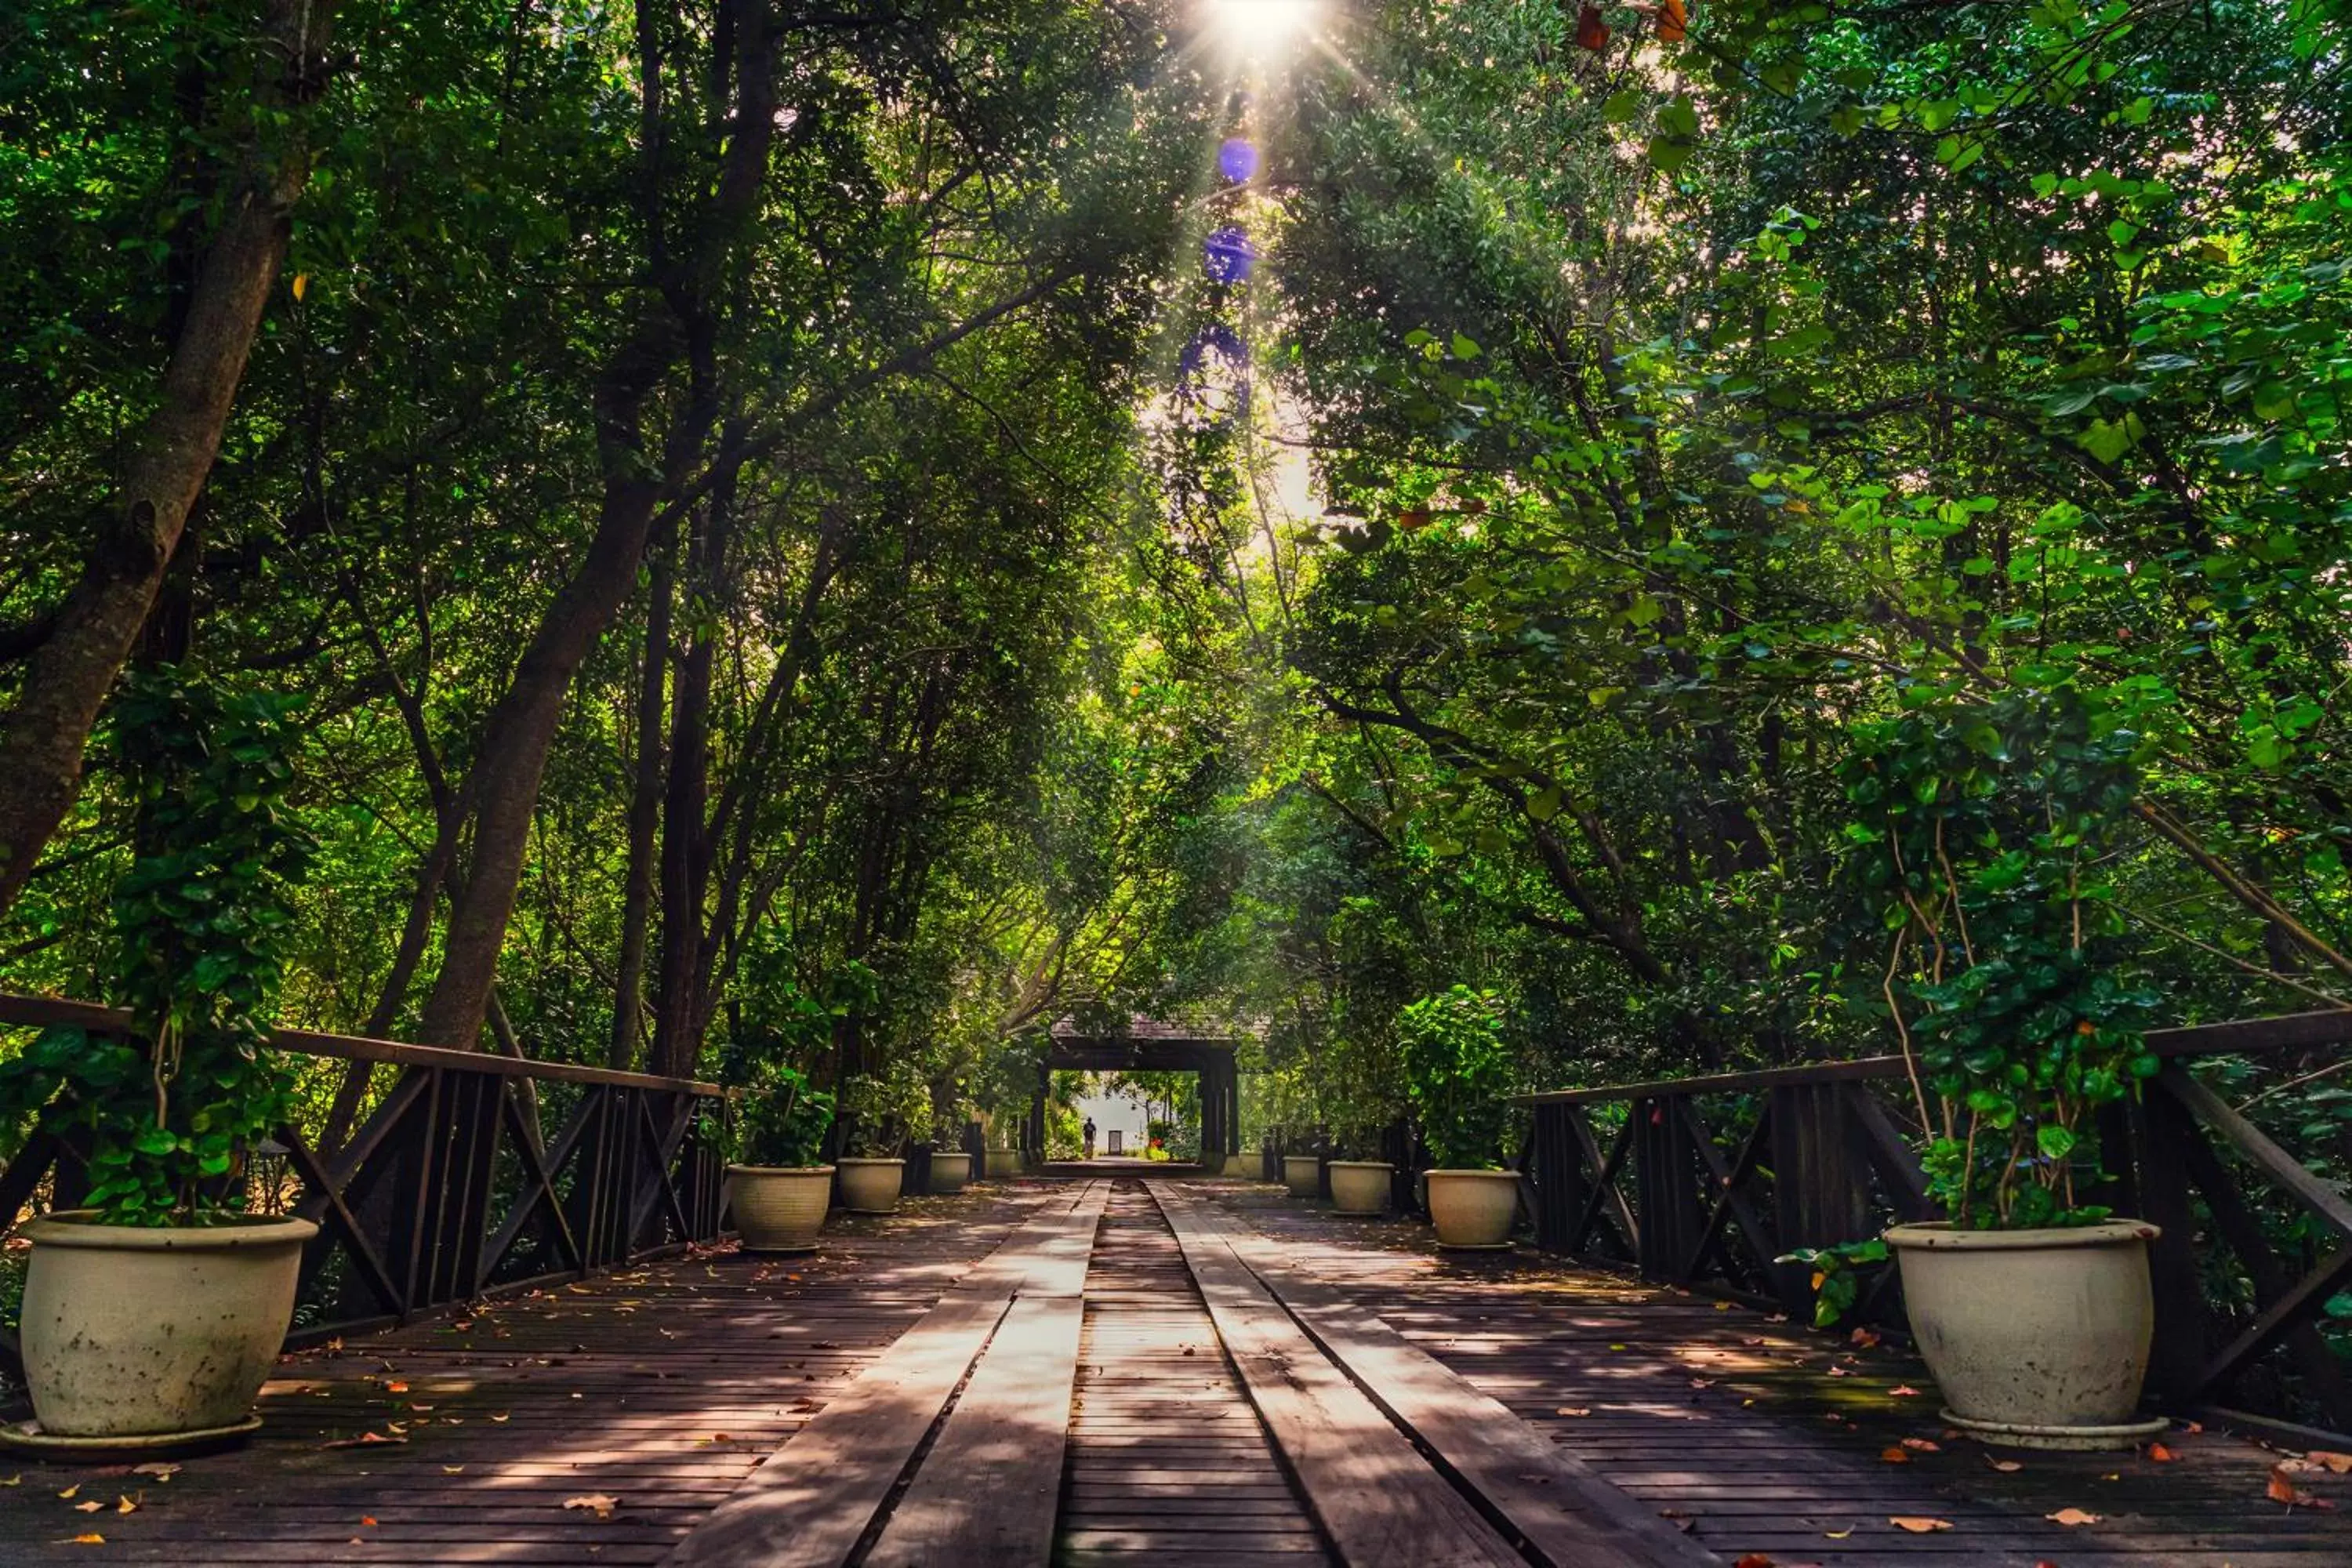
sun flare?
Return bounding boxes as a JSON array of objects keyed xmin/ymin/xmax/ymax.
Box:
[{"xmin": 1205, "ymin": 0, "xmax": 1321, "ymax": 57}]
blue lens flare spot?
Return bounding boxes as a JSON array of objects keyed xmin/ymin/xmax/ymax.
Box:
[
  {"xmin": 1218, "ymin": 137, "xmax": 1260, "ymax": 183},
  {"xmin": 1203, "ymin": 227, "xmax": 1258, "ymax": 283}
]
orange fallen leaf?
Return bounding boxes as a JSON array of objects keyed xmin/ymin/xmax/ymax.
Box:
[
  {"xmin": 2046, "ymin": 1507, "xmax": 2103, "ymax": 1526},
  {"xmin": 2307, "ymin": 1450, "xmax": 2352, "ymax": 1475},
  {"xmin": 1735, "ymin": 1555, "xmax": 1775, "ymax": 1567},
  {"xmin": 2268, "ymin": 1465, "xmax": 2332, "ymax": 1508},
  {"xmin": 1878, "ymin": 1446, "xmax": 1913, "ymax": 1465},
  {"xmin": 564, "ymin": 1494, "xmax": 620, "ymax": 1520},
  {"xmin": 1900, "ymin": 1437, "xmax": 1941, "ymax": 1453},
  {"xmin": 1890, "ymin": 1516, "xmax": 1952, "ymax": 1533},
  {"xmin": 1555, "ymin": 1406, "xmax": 1592, "ymax": 1417},
  {"xmin": 115, "ymin": 1497, "xmax": 136, "ymax": 1515},
  {"xmin": 57, "ymin": 1485, "xmax": 78, "ymax": 1500},
  {"xmin": 2147, "ymin": 1442, "xmax": 2176, "ymax": 1461},
  {"xmin": 1849, "ymin": 1327, "xmax": 1881, "ymax": 1348},
  {"xmin": 1889, "ymin": 1385, "xmax": 1922, "ymax": 1397},
  {"xmin": 73, "ymin": 1501, "xmax": 102, "ymax": 1513},
  {"xmin": 384, "ymin": 1381, "xmax": 410, "ymax": 1394},
  {"xmin": 361, "ymin": 1515, "xmax": 378, "ymax": 1526},
  {"xmin": 66, "ymin": 1534, "xmax": 104, "ymax": 1545},
  {"xmin": 1825, "ymin": 1364, "xmax": 1849, "ymax": 1377},
  {"xmin": 131, "ymin": 1464, "xmax": 179, "ymax": 1482}
]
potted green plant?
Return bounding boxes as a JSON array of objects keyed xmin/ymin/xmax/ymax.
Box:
[
  {"xmin": 724, "ymin": 1061, "xmax": 835, "ymax": 1252},
  {"xmin": 835, "ymin": 1064, "xmax": 924, "ymax": 1214},
  {"xmin": 1824, "ymin": 691, "xmax": 2166, "ymax": 1449},
  {"xmin": 926, "ymin": 1095, "xmax": 976, "ymax": 1194},
  {"xmin": 0, "ymin": 673, "xmax": 318, "ymax": 1447},
  {"xmin": 1399, "ymin": 986, "xmax": 1517, "ymax": 1247},
  {"xmin": 1325, "ymin": 1125, "xmax": 1395, "ymax": 1217}
]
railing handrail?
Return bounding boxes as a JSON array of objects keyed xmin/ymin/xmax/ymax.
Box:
[
  {"xmin": 1519, "ymin": 1006, "xmax": 2352, "ymax": 1105},
  {"xmin": 0, "ymin": 992, "xmax": 724, "ymax": 1098}
]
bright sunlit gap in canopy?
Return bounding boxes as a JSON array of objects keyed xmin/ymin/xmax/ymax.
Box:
[{"xmin": 1206, "ymin": 0, "xmax": 1321, "ymax": 58}]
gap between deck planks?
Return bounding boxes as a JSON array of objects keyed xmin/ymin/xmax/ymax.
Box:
[
  {"xmin": 665, "ymin": 1180, "xmax": 1109, "ymax": 1568},
  {"xmin": 1152, "ymin": 1182, "xmax": 1715, "ymax": 1568},
  {"xmin": 1154, "ymin": 1182, "xmax": 1715, "ymax": 1568}
]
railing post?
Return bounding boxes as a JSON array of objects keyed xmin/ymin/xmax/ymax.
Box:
[
  {"xmin": 2131, "ymin": 1085, "xmax": 2207, "ymax": 1405},
  {"xmin": 1633, "ymin": 1094, "xmax": 1698, "ymax": 1283},
  {"xmin": 1769, "ymin": 1081, "xmax": 1867, "ymax": 1316},
  {"xmin": 1530, "ymin": 1103, "xmax": 1583, "ymax": 1254}
]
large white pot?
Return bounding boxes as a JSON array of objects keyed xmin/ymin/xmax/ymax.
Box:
[
  {"xmin": 927, "ymin": 1151, "xmax": 972, "ymax": 1194},
  {"xmin": 728, "ymin": 1165, "xmax": 833, "ymax": 1253},
  {"xmin": 837, "ymin": 1157, "xmax": 906, "ymax": 1214},
  {"xmin": 1886, "ymin": 1220, "xmax": 2165, "ymax": 1449},
  {"xmin": 1425, "ymin": 1169, "xmax": 1519, "ymax": 1249},
  {"xmin": 1282, "ymin": 1154, "xmax": 1321, "ymax": 1199},
  {"xmin": 18, "ymin": 1211, "xmax": 318, "ymax": 1438},
  {"xmin": 1327, "ymin": 1161, "xmax": 1394, "ymax": 1216}
]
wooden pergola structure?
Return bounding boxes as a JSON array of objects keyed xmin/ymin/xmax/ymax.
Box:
[{"xmin": 1022, "ymin": 1016, "xmax": 1243, "ymax": 1165}]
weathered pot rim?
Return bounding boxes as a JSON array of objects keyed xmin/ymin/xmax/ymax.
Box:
[
  {"xmin": 1886, "ymin": 1219, "xmax": 2158, "ymax": 1251},
  {"xmin": 1282, "ymin": 1153, "xmax": 1320, "ymax": 1164},
  {"xmin": 929, "ymin": 1151, "xmax": 971, "ymax": 1163},
  {"xmin": 1326, "ymin": 1160, "xmax": 1393, "ymax": 1171},
  {"xmin": 837, "ymin": 1156, "xmax": 904, "ymax": 1167},
  {"xmin": 20, "ymin": 1210, "xmax": 318, "ymax": 1251},
  {"xmin": 726, "ymin": 1163, "xmax": 835, "ymax": 1177},
  {"xmin": 1424, "ymin": 1167, "xmax": 1518, "ymax": 1181}
]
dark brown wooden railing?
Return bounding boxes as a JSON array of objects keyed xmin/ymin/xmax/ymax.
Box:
[
  {"xmin": 1523, "ymin": 1009, "xmax": 2352, "ymax": 1440},
  {"xmin": 0, "ymin": 994, "xmax": 729, "ymax": 1381}
]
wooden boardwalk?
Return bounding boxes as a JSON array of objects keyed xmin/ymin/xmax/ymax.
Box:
[
  {"xmin": 1197, "ymin": 1179, "xmax": 2352, "ymax": 1567},
  {"xmin": 6, "ymin": 1171, "xmax": 2349, "ymax": 1566}
]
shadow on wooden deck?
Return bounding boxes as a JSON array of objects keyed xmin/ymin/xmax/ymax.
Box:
[
  {"xmin": 1189, "ymin": 1178, "xmax": 2352, "ymax": 1566},
  {"xmin": 0, "ymin": 1185, "xmax": 1060, "ymax": 1565}
]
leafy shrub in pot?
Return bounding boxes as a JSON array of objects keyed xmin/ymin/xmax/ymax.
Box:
[
  {"xmin": 1792, "ymin": 691, "xmax": 2168, "ymax": 1447},
  {"xmin": 1399, "ymin": 986, "xmax": 1519, "ymax": 1248},
  {"xmin": 725, "ymin": 1061, "xmax": 835, "ymax": 1252},
  {"xmin": 0, "ymin": 673, "xmax": 318, "ymax": 1439}
]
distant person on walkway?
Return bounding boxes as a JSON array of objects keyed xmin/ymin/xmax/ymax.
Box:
[{"xmin": 1083, "ymin": 1118, "xmax": 1098, "ymax": 1159}]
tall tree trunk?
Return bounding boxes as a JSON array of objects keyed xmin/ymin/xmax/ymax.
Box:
[
  {"xmin": 0, "ymin": 0, "xmax": 336, "ymax": 916},
  {"xmin": 412, "ymin": 0, "xmax": 783, "ymax": 1050},
  {"xmin": 609, "ymin": 544, "xmax": 674, "ymax": 1069},
  {"xmin": 650, "ymin": 481, "xmax": 730, "ymax": 1080}
]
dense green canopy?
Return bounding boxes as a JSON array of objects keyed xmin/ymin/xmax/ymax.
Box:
[{"xmin": 2, "ymin": 0, "xmax": 2347, "ymax": 1171}]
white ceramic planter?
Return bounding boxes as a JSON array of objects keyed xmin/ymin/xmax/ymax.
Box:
[
  {"xmin": 1282, "ymin": 1154, "xmax": 1321, "ymax": 1199},
  {"xmin": 1424, "ymin": 1169, "xmax": 1519, "ymax": 1249},
  {"xmin": 837, "ymin": 1157, "xmax": 906, "ymax": 1214},
  {"xmin": 18, "ymin": 1211, "xmax": 318, "ymax": 1438},
  {"xmin": 928, "ymin": 1151, "xmax": 972, "ymax": 1194},
  {"xmin": 1327, "ymin": 1160, "xmax": 1394, "ymax": 1215},
  {"xmin": 1886, "ymin": 1219, "xmax": 2165, "ymax": 1449},
  {"xmin": 728, "ymin": 1165, "xmax": 833, "ymax": 1252}
]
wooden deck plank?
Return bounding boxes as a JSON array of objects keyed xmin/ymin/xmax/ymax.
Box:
[
  {"xmin": 665, "ymin": 1181, "xmax": 1106, "ymax": 1567},
  {"xmin": 1155, "ymin": 1188, "xmax": 1530, "ymax": 1568},
  {"xmin": 866, "ymin": 1291, "xmax": 1087, "ymax": 1566},
  {"xmin": 1159, "ymin": 1181, "xmax": 1713, "ymax": 1568},
  {"xmin": 1184, "ymin": 1178, "xmax": 2352, "ymax": 1564}
]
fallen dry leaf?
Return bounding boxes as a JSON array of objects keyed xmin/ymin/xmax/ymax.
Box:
[
  {"xmin": 1986, "ymin": 1457, "xmax": 2024, "ymax": 1473},
  {"xmin": 564, "ymin": 1494, "xmax": 620, "ymax": 1520},
  {"xmin": 1878, "ymin": 1446, "xmax": 1913, "ymax": 1465},
  {"xmin": 2147, "ymin": 1441, "xmax": 2177, "ymax": 1462},
  {"xmin": 57, "ymin": 1485, "xmax": 78, "ymax": 1500},
  {"xmin": 115, "ymin": 1497, "xmax": 136, "ymax": 1515},
  {"xmin": 322, "ymin": 1431, "xmax": 407, "ymax": 1450},
  {"xmin": 2307, "ymin": 1450, "xmax": 2352, "ymax": 1475},
  {"xmin": 2046, "ymin": 1507, "xmax": 2103, "ymax": 1526},
  {"xmin": 384, "ymin": 1381, "xmax": 409, "ymax": 1394},
  {"xmin": 1824, "ymin": 1527, "xmax": 1854, "ymax": 1539},
  {"xmin": 73, "ymin": 1501, "xmax": 102, "ymax": 1514},
  {"xmin": 1734, "ymin": 1555, "xmax": 1775, "ymax": 1567},
  {"xmin": 490, "ymin": 1411, "xmax": 510, "ymax": 1423},
  {"xmin": 2268, "ymin": 1465, "xmax": 2334, "ymax": 1508},
  {"xmin": 1555, "ymin": 1406, "xmax": 1592, "ymax": 1417},
  {"xmin": 65, "ymin": 1534, "xmax": 104, "ymax": 1545},
  {"xmin": 442, "ymin": 1466, "xmax": 466, "ymax": 1475},
  {"xmin": 1889, "ymin": 1385, "xmax": 1922, "ymax": 1397},
  {"xmin": 1849, "ymin": 1327, "xmax": 1882, "ymax": 1348},
  {"xmin": 131, "ymin": 1464, "xmax": 179, "ymax": 1482},
  {"xmin": 1825, "ymin": 1364, "xmax": 1849, "ymax": 1377},
  {"xmin": 1889, "ymin": 1516, "xmax": 1952, "ymax": 1534},
  {"xmin": 1900, "ymin": 1437, "xmax": 1941, "ymax": 1453},
  {"xmin": 361, "ymin": 1515, "xmax": 378, "ymax": 1526}
]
